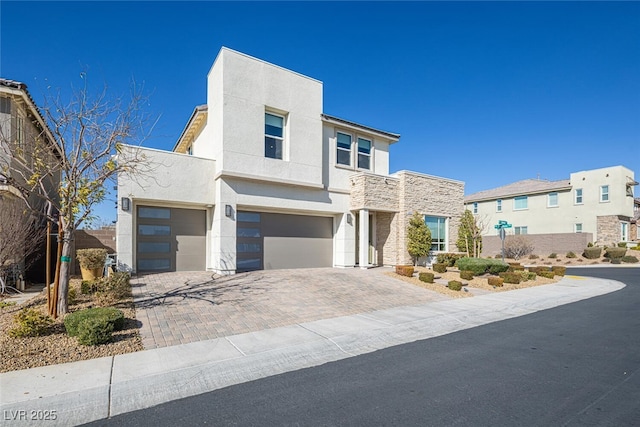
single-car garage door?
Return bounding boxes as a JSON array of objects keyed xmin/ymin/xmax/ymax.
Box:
[
  {"xmin": 236, "ymin": 211, "xmax": 333, "ymax": 271},
  {"xmin": 136, "ymin": 206, "xmax": 206, "ymax": 272}
]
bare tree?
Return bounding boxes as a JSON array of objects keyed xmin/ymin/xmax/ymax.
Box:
[
  {"xmin": 457, "ymin": 211, "xmax": 488, "ymax": 258},
  {"xmin": 0, "ymin": 194, "xmax": 45, "ymax": 293},
  {"xmin": 0, "ymin": 76, "xmax": 153, "ymax": 315}
]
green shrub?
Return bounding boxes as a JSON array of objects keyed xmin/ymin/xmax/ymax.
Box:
[
  {"xmin": 552, "ymin": 266, "xmax": 567, "ymax": 276},
  {"xmin": 499, "ymin": 272, "xmax": 522, "ymax": 284},
  {"xmin": 611, "ymin": 258, "xmax": 622, "ymax": 265},
  {"xmin": 457, "ymin": 257, "xmax": 509, "ymax": 276},
  {"xmin": 587, "ymin": 242, "xmax": 594, "ymax": 247},
  {"xmin": 566, "ymin": 251, "xmax": 577, "ymax": 258},
  {"xmin": 76, "ymin": 317, "xmax": 114, "ymax": 346},
  {"xmin": 538, "ymin": 271, "xmax": 555, "ymax": 279},
  {"xmin": 488, "ymin": 276, "xmax": 504, "ymax": 287},
  {"xmin": 435, "ymin": 253, "xmax": 465, "ymax": 267},
  {"xmin": 395, "ymin": 265, "xmax": 414, "ymax": 277},
  {"xmin": 528, "ymin": 254, "xmax": 539, "ymax": 259},
  {"xmin": 583, "ymin": 247, "xmax": 602, "ymax": 259},
  {"xmin": 526, "ymin": 272, "xmax": 537, "ymax": 280},
  {"xmin": 8, "ymin": 309, "xmax": 53, "ymax": 337},
  {"xmin": 618, "ymin": 242, "xmax": 628, "ymax": 248},
  {"xmin": 419, "ymin": 272, "xmax": 434, "ymax": 283},
  {"xmin": 459, "ymin": 270, "xmax": 474, "ymax": 280},
  {"xmin": 447, "ymin": 280, "xmax": 463, "ymax": 291},
  {"xmin": 64, "ymin": 307, "xmax": 125, "ymax": 337},
  {"xmin": 631, "ymin": 245, "xmax": 640, "ymax": 251},
  {"xmin": 621, "ymin": 256, "xmax": 639, "ymax": 264},
  {"xmin": 0, "ymin": 301, "xmax": 16, "ymax": 309},
  {"xmin": 432, "ymin": 263, "xmax": 447, "ymax": 273},
  {"xmin": 605, "ymin": 247, "xmax": 626, "ymax": 259},
  {"xmin": 529, "ymin": 266, "xmax": 550, "ymax": 274},
  {"xmin": 548, "ymin": 253, "xmax": 557, "ymax": 259}
]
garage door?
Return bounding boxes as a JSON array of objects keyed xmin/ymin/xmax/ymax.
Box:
[
  {"xmin": 236, "ymin": 211, "xmax": 333, "ymax": 272},
  {"xmin": 136, "ymin": 206, "xmax": 206, "ymax": 272}
]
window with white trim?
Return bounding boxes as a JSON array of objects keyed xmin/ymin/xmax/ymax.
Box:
[
  {"xmin": 496, "ymin": 199, "xmax": 502, "ymax": 212},
  {"xmin": 514, "ymin": 226, "xmax": 528, "ymax": 235},
  {"xmin": 425, "ymin": 216, "xmax": 447, "ymax": 251},
  {"xmin": 575, "ymin": 188, "xmax": 583, "ymax": 204},
  {"xmin": 514, "ymin": 196, "xmax": 528, "ymax": 210},
  {"xmin": 575, "ymin": 223, "xmax": 583, "ymax": 233},
  {"xmin": 336, "ymin": 132, "xmax": 351, "ymax": 166},
  {"xmin": 473, "ymin": 202, "xmax": 478, "ymax": 214},
  {"xmin": 548, "ymin": 192, "xmax": 558, "ymax": 207},
  {"xmin": 357, "ymin": 137, "xmax": 371, "ymax": 170},
  {"xmin": 265, "ymin": 112, "xmax": 284, "ymax": 160},
  {"xmin": 621, "ymin": 222, "xmax": 629, "ymax": 242},
  {"xmin": 600, "ymin": 185, "xmax": 609, "ymax": 202}
]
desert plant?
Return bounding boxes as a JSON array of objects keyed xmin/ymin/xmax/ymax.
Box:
[
  {"xmin": 395, "ymin": 265, "xmax": 415, "ymax": 277},
  {"xmin": 605, "ymin": 247, "xmax": 627, "ymax": 259},
  {"xmin": 447, "ymin": 280, "xmax": 463, "ymax": 291},
  {"xmin": 459, "ymin": 270, "xmax": 474, "ymax": 280},
  {"xmin": 549, "ymin": 253, "xmax": 557, "ymax": 259},
  {"xmin": 435, "ymin": 253, "xmax": 465, "ymax": 267},
  {"xmin": 76, "ymin": 248, "xmax": 108, "ymax": 269},
  {"xmin": 487, "ymin": 276, "xmax": 504, "ymax": 287},
  {"xmin": 93, "ymin": 272, "xmax": 132, "ymax": 305},
  {"xmin": 621, "ymin": 256, "xmax": 639, "ymax": 264},
  {"xmin": 583, "ymin": 247, "xmax": 602, "ymax": 259},
  {"xmin": 419, "ymin": 272, "xmax": 434, "ymax": 283},
  {"xmin": 528, "ymin": 254, "xmax": 539, "ymax": 259},
  {"xmin": 8, "ymin": 309, "xmax": 53, "ymax": 337},
  {"xmin": 618, "ymin": 242, "xmax": 628, "ymax": 248},
  {"xmin": 457, "ymin": 257, "xmax": 509, "ymax": 275},
  {"xmin": 499, "ymin": 272, "xmax": 522, "ymax": 284},
  {"xmin": 432, "ymin": 263, "xmax": 447, "ymax": 273},
  {"xmin": 587, "ymin": 242, "xmax": 594, "ymax": 247},
  {"xmin": 456, "ymin": 209, "xmax": 483, "ymax": 257},
  {"xmin": 566, "ymin": 251, "xmax": 577, "ymax": 258},
  {"xmin": 76, "ymin": 317, "xmax": 114, "ymax": 346},
  {"xmin": 0, "ymin": 301, "xmax": 16, "ymax": 309},
  {"xmin": 538, "ymin": 271, "xmax": 555, "ymax": 279},
  {"xmin": 551, "ymin": 266, "xmax": 566, "ymax": 276},
  {"xmin": 64, "ymin": 307, "xmax": 125, "ymax": 337},
  {"xmin": 503, "ymin": 235, "xmax": 534, "ymax": 260},
  {"xmin": 407, "ymin": 212, "xmax": 432, "ymax": 266}
]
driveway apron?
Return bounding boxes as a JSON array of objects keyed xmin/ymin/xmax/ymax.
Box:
[{"xmin": 131, "ymin": 268, "xmax": 449, "ymax": 349}]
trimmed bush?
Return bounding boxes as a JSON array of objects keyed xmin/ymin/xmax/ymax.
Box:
[
  {"xmin": 528, "ymin": 254, "xmax": 539, "ymax": 259},
  {"xmin": 499, "ymin": 272, "xmax": 522, "ymax": 284},
  {"xmin": 77, "ymin": 317, "xmax": 114, "ymax": 346},
  {"xmin": 419, "ymin": 272, "xmax": 434, "ymax": 283},
  {"xmin": 548, "ymin": 253, "xmax": 557, "ymax": 258},
  {"xmin": 435, "ymin": 253, "xmax": 465, "ymax": 267},
  {"xmin": 618, "ymin": 242, "xmax": 628, "ymax": 248},
  {"xmin": 526, "ymin": 272, "xmax": 537, "ymax": 281},
  {"xmin": 611, "ymin": 258, "xmax": 622, "ymax": 265},
  {"xmin": 566, "ymin": 251, "xmax": 577, "ymax": 258},
  {"xmin": 552, "ymin": 266, "xmax": 567, "ymax": 276},
  {"xmin": 9, "ymin": 309, "xmax": 53, "ymax": 337},
  {"xmin": 605, "ymin": 247, "xmax": 626, "ymax": 259},
  {"xmin": 447, "ymin": 280, "xmax": 463, "ymax": 291},
  {"xmin": 538, "ymin": 271, "xmax": 555, "ymax": 279},
  {"xmin": 621, "ymin": 256, "xmax": 639, "ymax": 264},
  {"xmin": 583, "ymin": 247, "xmax": 602, "ymax": 259},
  {"xmin": 529, "ymin": 266, "xmax": 550, "ymax": 274},
  {"xmin": 457, "ymin": 257, "xmax": 509, "ymax": 276},
  {"xmin": 64, "ymin": 307, "xmax": 125, "ymax": 337},
  {"xmin": 487, "ymin": 276, "xmax": 504, "ymax": 287},
  {"xmin": 459, "ymin": 270, "xmax": 474, "ymax": 280},
  {"xmin": 432, "ymin": 263, "xmax": 447, "ymax": 273},
  {"xmin": 395, "ymin": 265, "xmax": 414, "ymax": 277}
]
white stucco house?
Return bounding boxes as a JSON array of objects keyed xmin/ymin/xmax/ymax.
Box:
[
  {"xmin": 464, "ymin": 165, "xmax": 637, "ymax": 255},
  {"xmin": 116, "ymin": 47, "xmax": 464, "ymax": 274}
]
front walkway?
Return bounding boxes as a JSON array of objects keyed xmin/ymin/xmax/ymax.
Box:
[{"xmin": 131, "ymin": 267, "xmax": 449, "ymax": 349}]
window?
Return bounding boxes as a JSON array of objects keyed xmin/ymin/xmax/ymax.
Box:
[
  {"xmin": 138, "ymin": 242, "xmax": 171, "ymax": 253},
  {"xmin": 265, "ymin": 112, "xmax": 284, "ymax": 159},
  {"xmin": 425, "ymin": 216, "xmax": 447, "ymax": 251},
  {"xmin": 138, "ymin": 225, "xmax": 171, "ymax": 236},
  {"xmin": 575, "ymin": 188, "xmax": 583, "ymax": 204},
  {"xmin": 473, "ymin": 202, "xmax": 478, "ymax": 214},
  {"xmin": 336, "ymin": 132, "xmax": 351, "ymax": 166},
  {"xmin": 0, "ymin": 97, "xmax": 10, "ymax": 114},
  {"xmin": 186, "ymin": 145, "xmax": 193, "ymax": 155},
  {"xmin": 514, "ymin": 196, "xmax": 528, "ymax": 210},
  {"xmin": 575, "ymin": 223, "xmax": 583, "ymax": 233},
  {"xmin": 621, "ymin": 222, "xmax": 629, "ymax": 242},
  {"xmin": 138, "ymin": 259, "xmax": 171, "ymax": 271},
  {"xmin": 548, "ymin": 192, "xmax": 558, "ymax": 207},
  {"xmin": 16, "ymin": 115, "xmax": 24, "ymax": 151},
  {"xmin": 357, "ymin": 137, "xmax": 371, "ymax": 170},
  {"xmin": 496, "ymin": 199, "xmax": 502, "ymax": 212},
  {"xmin": 600, "ymin": 185, "xmax": 609, "ymax": 202},
  {"xmin": 515, "ymin": 226, "xmax": 528, "ymax": 235},
  {"xmin": 237, "ymin": 212, "xmax": 261, "ymax": 222},
  {"xmin": 139, "ymin": 207, "xmax": 170, "ymax": 219}
]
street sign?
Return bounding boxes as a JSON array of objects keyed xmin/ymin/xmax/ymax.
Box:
[{"xmin": 498, "ymin": 220, "xmax": 508, "ymax": 225}]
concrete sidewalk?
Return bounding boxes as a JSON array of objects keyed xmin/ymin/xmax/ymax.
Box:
[{"xmin": 0, "ymin": 275, "xmax": 625, "ymax": 426}]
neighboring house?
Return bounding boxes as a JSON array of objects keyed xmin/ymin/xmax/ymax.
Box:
[
  {"xmin": 631, "ymin": 197, "xmax": 640, "ymax": 242},
  {"xmin": 0, "ymin": 78, "xmax": 60, "ymax": 283},
  {"xmin": 465, "ymin": 165, "xmax": 637, "ymax": 255},
  {"xmin": 117, "ymin": 47, "xmax": 464, "ymax": 274}
]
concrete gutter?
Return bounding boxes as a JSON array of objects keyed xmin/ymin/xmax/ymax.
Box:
[{"xmin": 0, "ymin": 276, "xmax": 625, "ymax": 426}]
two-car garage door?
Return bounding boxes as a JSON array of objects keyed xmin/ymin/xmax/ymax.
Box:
[{"xmin": 136, "ymin": 206, "xmax": 206, "ymax": 273}]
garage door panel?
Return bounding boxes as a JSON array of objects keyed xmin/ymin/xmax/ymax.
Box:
[{"xmin": 263, "ymin": 237, "xmax": 333, "ymax": 269}]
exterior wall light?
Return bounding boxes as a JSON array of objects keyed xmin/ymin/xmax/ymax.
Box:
[
  {"xmin": 347, "ymin": 213, "xmax": 352, "ymax": 225},
  {"xmin": 121, "ymin": 197, "xmax": 130, "ymax": 212},
  {"xmin": 225, "ymin": 204, "xmax": 233, "ymax": 218}
]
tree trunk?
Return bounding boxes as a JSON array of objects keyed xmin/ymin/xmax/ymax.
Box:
[{"xmin": 56, "ymin": 227, "xmax": 73, "ymax": 315}]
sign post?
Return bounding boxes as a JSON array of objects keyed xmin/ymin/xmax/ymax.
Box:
[{"xmin": 494, "ymin": 220, "xmax": 513, "ymax": 262}]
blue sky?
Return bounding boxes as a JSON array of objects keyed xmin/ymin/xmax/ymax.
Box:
[{"xmin": 2, "ymin": 1, "xmax": 639, "ymax": 226}]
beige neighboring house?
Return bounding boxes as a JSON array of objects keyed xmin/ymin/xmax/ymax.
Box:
[
  {"xmin": 0, "ymin": 78, "xmax": 60, "ymax": 283},
  {"xmin": 116, "ymin": 47, "xmax": 464, "ymax": 274},
  {"xmin": 465, "ymin": 165, "xmax": 637, "ymax": 255},
  {"xmin": 632, "ymin": 198, "xmax": 640, "ymax": 242}
]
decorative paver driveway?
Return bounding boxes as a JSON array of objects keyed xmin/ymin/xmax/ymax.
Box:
[{"xmin": 131, "ymin": 267, "xmax": 450, "ymax": 349}]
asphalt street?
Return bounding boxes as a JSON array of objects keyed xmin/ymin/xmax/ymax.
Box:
[{"xmin": 84, "ymin": 268, "xmax": 640, "ymax": 426}]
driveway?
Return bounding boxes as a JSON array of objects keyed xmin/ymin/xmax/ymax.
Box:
[{"xmin": 131, "ymin": 267, "xmax": 449, "ymax": 349}]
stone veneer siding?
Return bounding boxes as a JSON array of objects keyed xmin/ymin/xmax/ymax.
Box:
[
  {"xmin": 597, "ymin": 215, "xmax": 629, "ymax": 246},
  {"xmin": 349, "ymin": 173, "xmax": 399, "ymax": 212}
]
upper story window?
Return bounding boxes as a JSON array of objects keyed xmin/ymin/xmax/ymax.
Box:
[
  {"xmin": 548, "ymin": 192, "xmax": 558, "ymax": 207},
  {"xmin": 357, "ymin": 137, "xmax": 371, "ymax": 170},
  {"xmin": 496, "ymin": 199, "xmax": 502, "ymax": 212},
  {"xmin": 600, "ymin": 185, "xmax": 609, "ymax": 202},
  {"xmin": 336, "ymin": 132, "xmax": 352, "ymax": 166},
  {"xmin": 265, "ymin": 112, "xmax": 284, "ymax": 160},
  {"xmin": 16, "ymin": 114, "xmax": 25, "ymax": 152},
  {"xmin": 514, "ymin": 196, "xmax": 528, "ymax": 210},
  {"xmin": 575, "ymin": 188, "xmax": 583, "ymax": 204},
  {"xmin": 473, "ymin": 202, "xmax": 478, "ymax": 214},
  {"xmin": 0, "ymin": 97, "xmax": 10, "ymax": 114}
]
